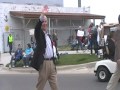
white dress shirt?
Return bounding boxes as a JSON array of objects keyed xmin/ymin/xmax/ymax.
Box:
[{"xmin": 44, "ymin": 33, "xmax": 54, "ymax": 58}]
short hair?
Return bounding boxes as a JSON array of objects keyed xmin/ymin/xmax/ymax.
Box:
[
  {"xmin": 39, "ymin": 14, "xmax": 47, "ymax": 22},
  {"xmin": 27, "ymin": 43, "xmax": 31, "ymax": 48},
  {"xmin": 89, "ymin": 23, "xmax": 94, "ymax": 28},
  {"xmin": 118, "ymin": 15, "xmax": 120, "ymax": 24}
]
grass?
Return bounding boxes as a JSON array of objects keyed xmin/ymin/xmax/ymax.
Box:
[
  {"xmin": 56, "ymin": 54, "xmax": 99, "ymax": 65},
  {"xmin": 58, "ymin": 45, "xmax": 71, "ymax": 51},
  {"xmin": 56, "ymin": 45, "xmax": 99, "ymax": 65}
]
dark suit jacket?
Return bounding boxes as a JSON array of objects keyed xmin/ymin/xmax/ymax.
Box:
[{"xmin": 31, "ymin": 20, "xmax": 46, "ymax": 71}]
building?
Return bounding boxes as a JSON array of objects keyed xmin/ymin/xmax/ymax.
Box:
[{"xmin": 0, "ymin": 2, "xmax": 105, "ymax": 53}]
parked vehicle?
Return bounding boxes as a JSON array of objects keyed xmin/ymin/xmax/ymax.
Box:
[{"xmin": 94, "ymin": 59, "xmax": 117, "ymax": 82}]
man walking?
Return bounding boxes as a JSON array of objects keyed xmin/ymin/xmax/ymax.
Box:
[
  {"xmin": 8, "ymin": 33, "xmax": 13, "ymax": 55},
  {"xmin": 106, "ymin": 14, "xmax": 120, "ymax": 90},
  {"xmin": 31, "ymin": 13, "xmax": 58, "ymax": 90}
]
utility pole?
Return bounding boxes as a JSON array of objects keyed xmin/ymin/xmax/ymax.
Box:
[{"xmin": 78, "ymin": 0, "xmax": 81, "ymax": 7}]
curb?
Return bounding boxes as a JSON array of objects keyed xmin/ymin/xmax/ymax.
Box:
[
  {"xmin": 57, "ymin": 61, "xmax": 96, "ymax": 70},
  {"xmin": 2, "ymin": 61, "xmax": 97, "ymax": 73}
]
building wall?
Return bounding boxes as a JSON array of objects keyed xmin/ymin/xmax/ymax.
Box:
[
  {"xmin": 0, "ymin": 3, "xmax": 90, "ymax": 53},
  {"xmin": 50, "ymin": 19, "xmax": 89, "ymax": 46}
]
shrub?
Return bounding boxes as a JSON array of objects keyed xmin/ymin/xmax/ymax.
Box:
[{"xmin": 6, "ymin": 60, "xmax": 24, "ymax": 67}]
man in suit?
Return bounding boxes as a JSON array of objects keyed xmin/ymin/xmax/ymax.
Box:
[
  {"xmin": 106, "ymin": 15, "xmax": 120, "ymax": 90},
  {"xmin": 31, "ymin": 13, "xmax": 58, "ymax": 90}
]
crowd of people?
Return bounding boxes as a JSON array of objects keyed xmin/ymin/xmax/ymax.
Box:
[{"xmin": 68, "ymin": 20, "xmax": 116, "ymax": 61}]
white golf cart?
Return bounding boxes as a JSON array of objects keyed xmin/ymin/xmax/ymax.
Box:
[
  {"xmin": 94, "ymin": 59, "xmax": 117, "ymax": 82},
  {"xmin": 94, "ymin": 23, "xmax": 118, "ymax": 82}
]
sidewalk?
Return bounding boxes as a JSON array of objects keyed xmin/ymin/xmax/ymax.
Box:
[
  {"xmin": 2, "ymin": 61, "xmax": 96, "ymax": 73},
  {"xmin": 0, "ymin": 53, "xmax": 11, "ymax": 67}
]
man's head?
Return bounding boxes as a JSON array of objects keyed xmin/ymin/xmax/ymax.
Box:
[
  {"xmin": 89, "ymin": 23, "xmax": 94, "ymax": 28},
  {"xmin": 27, "ymin": 43, "xmax": 31, "ymax": 48},
  {"xmin": 39, "ymin": 14, "xmax": 48, "ymax": 32}
]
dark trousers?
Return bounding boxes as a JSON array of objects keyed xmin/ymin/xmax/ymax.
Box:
[
  {"xmin": 8, "ymin": 43, "xmax": 12, "ymax": 55},
  {"xmin": 10, "ymin": 55, "xmax": 22, "ymax": 67},
  {"xmin": 22, "ymin": 55, "xmax": 31, "ymax": 66},
  {"xmin": 76, "ymin": 37, "xmax": 83, "ymax": 51},
  {"xmin": 89, "ymin": 39, "xmax": 98, "ymax": 55},
  {"xmin": 94, "ymin": 40, "xmax": 99, "ymax": 55}
]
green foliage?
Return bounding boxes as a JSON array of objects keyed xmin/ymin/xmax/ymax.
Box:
[
  {"xmin": 15, "ymin": 60, "xmax": 24, "ymax": 67},
  {"xmin": 58, "ymin": 45, "xmax": 71, "ymax": 51},
  {"xmin": 56, "ymin": 54, "xmax": 99, "ymax": 65},
  {"xmin": 6, "ymin": 60, "xmax": 24, "ymax": 67}
]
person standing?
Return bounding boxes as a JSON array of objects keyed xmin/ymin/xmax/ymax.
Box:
[
  {"xmin": 7, "ymin": 33, "xmax": 13, "ymax": 55},
  {"xmin": 87, "ymin": 23, "xmax": 94, "ymax": 54},
  {"xmin": 92, "ymin": 25, "xmax": 99, "ymax": 55},
  {"xmin": 76, "ymin": 26, "xmax": 84, "ymax": 51},
  {"xmin": 52, "ymin": 31, "xmax": 58, "ymax": 48},
  {"xmin": 106, "ymin": 14, "xmax": 120, "ymax": 90},
  {"xmin": 31, "ymin": 13, "xmax": 58, "ymax": 90},
  {"xmin": 52, "ymin": 31, "xmax": 59, "ymax": 59}
]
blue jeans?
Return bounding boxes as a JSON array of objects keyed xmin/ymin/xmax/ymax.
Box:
[
  {"xmin": 22, "ymin": 54, "xmax": 32, "ymax": 66},
  {"xmin": 76, "ymin": 37, "xmax": 83, "ymax": 51},
  {"xmin": 10, "ymin": 55, "xmax": 22, "ymax": 67}
]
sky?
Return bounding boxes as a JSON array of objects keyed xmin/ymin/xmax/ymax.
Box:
[
  {"xmin": 64, "ymin": 0, "xmax": 120, "ymax": 24},
  {"xmin": 0, "ymin": 0, "xmax": 63, "ymax": 6},
  {"xmin": 63, "ymin": 0, "xmax": 78, "ymax": 7}
]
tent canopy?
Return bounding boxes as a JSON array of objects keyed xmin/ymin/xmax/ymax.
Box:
[{"xmin": 10, "ymin": 11, "xmax": 105, "ymax": 19}]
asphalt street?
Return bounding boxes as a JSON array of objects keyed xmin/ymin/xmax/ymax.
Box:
[{"xmin": 1, "ymin": 70, "xmax": 120, "ymax": 90}]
